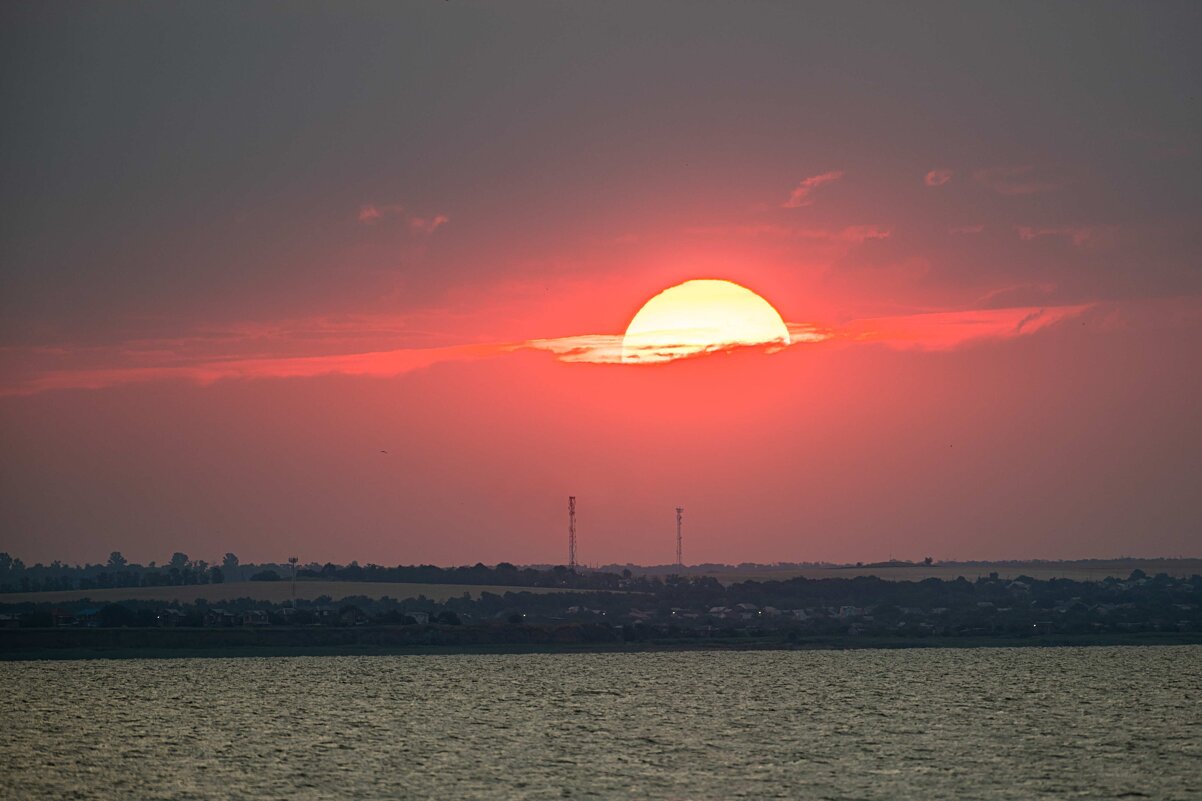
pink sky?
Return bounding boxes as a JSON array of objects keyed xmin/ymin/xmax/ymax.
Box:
[{"xmin": 1, "ymin": 4, "xmax": 1199, "ymax": 565}]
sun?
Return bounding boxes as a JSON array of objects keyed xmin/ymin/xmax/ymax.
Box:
[{"xmin": 621, "ymin": 279, "xmax": 791, "ymax": 363}]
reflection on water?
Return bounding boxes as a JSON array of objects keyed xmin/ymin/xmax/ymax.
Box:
[{"xmin": 1, "ymin": 646, "xmax": 1199, "ymax": 800}]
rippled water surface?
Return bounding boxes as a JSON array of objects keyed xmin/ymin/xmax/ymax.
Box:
[{"xmin": 2, "ymin": 646, "xmax": 1200, "ymax": 800}]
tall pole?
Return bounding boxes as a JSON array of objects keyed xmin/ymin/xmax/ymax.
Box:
[
  {"xmin": 675, "ymin": 507, "xmax": 683, "ymax": 568},
  {"xmin": 288, "ymin": 556, "xmax": 299, "ymax": 600},
  {"xmin": 568, "ymin": 496, "xmax": 577, "ymax": 571}
]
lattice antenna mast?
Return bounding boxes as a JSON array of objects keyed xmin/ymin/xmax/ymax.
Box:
[
  {"xmin": 568, "ymin": 496, "xmax": 577, "ymax": 571},
  {"xmin": 288, "ymin": 556, "xmax": 299, "ymax": 600},
  {"xmin": 675, "ymin": 507, "xmax": 684, "ymax": 568}
]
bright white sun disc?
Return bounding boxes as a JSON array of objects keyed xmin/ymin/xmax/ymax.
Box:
[{"xmin": 621, "ymin": 279, "xmax": 790, "ymax": 363}]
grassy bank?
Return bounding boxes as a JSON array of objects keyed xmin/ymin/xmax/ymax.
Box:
[{"xmin": 3, "ymin": 628, "xmax": 1199, "ymax": 661}]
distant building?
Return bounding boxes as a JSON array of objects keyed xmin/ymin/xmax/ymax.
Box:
[
  {"xmin": 734, "ymin": 602, "xmax": 759, "ymax": 620},
  {"xmin": 204, "ymin": 609, "xmax": 238, "ymax": 627}
]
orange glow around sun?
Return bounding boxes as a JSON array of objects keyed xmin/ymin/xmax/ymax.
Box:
[{"xmin": 621, "ymin": 279, "xmax": 791, "ymax": 363}]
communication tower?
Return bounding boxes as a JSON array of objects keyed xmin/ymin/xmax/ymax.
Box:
[
  {"xmin": 675, "ymin": 507, "xmax": 684, "ymax": 568},
  {"xmin": 568, "ymin": 496, "xmax": 577, "ymax": 571},
  {"xmin": 288, "ymin": 556, "xmax": 299, "ymax": 599}
]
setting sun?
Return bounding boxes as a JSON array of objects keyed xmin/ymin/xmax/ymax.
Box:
[
  {"xmin": 4, "ymin": 6, "xmax": 1200, "ymax": 799},
  {"xmin": 621, "ymin": 279, "xmax": 791, "ymax": 363}
]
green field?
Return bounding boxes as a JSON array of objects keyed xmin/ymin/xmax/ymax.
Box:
[{"xmin": 0, "ymin": 580, "xmax": 571, "ymax": 606}]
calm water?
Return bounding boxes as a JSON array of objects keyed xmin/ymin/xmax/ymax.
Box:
[{"xmin": 1, "ymin": 646, "xmax": 1200, "ymax": 800}]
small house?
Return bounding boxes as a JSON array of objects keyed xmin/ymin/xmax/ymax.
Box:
[{"xmin": 243, "ymin": 610, "xmax": 270, "ymax": 626}]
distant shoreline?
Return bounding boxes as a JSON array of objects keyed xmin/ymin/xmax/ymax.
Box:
[
  {"xmin": 5, "ymin": 558, "xmax": 1201, "ymax": 607},
  {"xmin": 3, "ymin": 629, "xmax": 1199, "ymax": 661}
]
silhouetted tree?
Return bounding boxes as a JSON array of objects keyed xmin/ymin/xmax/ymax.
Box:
[
  {"xmin": 99, "ymin": 603, "xmax": 136, "ymax": 627},
  {"xmin": 21, "ymin": 609, "xmax": 52, "ymax": 627}
]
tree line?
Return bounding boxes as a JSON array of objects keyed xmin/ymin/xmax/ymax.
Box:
[
  {"xmin": 0, "ymin": 552, "xmax": 662, "ymax": 594},
  {"xmin": 0, "ymin": 551, "xmax": 243, "ymax": 593}
]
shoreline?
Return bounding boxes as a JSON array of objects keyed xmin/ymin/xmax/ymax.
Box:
[{"xmin": 3, "ymin": 630, "xmax": 1199, "ymax": 661}]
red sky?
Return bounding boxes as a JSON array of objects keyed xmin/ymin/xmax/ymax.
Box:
[{"xmin": 1, "ymin": 4, "xmax": 1199, "ymax": 565}]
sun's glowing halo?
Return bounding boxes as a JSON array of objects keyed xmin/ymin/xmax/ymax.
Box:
[{"xmin": 621, "ymin": 279, "xmax": 791, "ymax": 363}]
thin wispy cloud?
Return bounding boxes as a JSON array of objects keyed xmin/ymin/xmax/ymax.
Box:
[
  {"xmin": 408, "ymin": 214, "xmax": 450, "ymax": 234},
  {"xmin": 358, "ymin": 203, "xmax": 449, "ymax": 233},
  {"xmin": 975, "ymin": 282, "xmax": 1058, "ymax": 308},
  {"xmin": 523, "ymin": 334, "xmax": 627, "ymax": 364},
  {"xmin": 1017, "ymin": 226, "xmax": 1101, "ymax": 247},
  {"xmin": 782, "ymin": 170, "xmax": 844, "ymax": 208},
  {"xmin": 1, "ymin": 343, "xmax": 511, "ymax": 397},
  {"xmin": 358, "ymin": 203, "xmax": 404, "ymax": 223},
  {"xmin": 687, "ymin": 223, "xmax": 891, "ymax": 243},
  {"xmin": 973, "ymin": 166, "xmax": 1065, "ymax": 196},
  {"xmin": 526, "ymin": 326, "xmax": 825, "ymax": 365},
  {"xmin": 1, "ymin": 304, "xmax": 1096, "ymax": 395},
  {"xmin": 529, "ymin": 306, "xmax": 1089, "ymax": 360},
  {"xmin": 523, "ymin": 334, "xmax": 760, "ymax": 366},
  {"xmin": 837, "ymin": 304, "xmax": 1091, "ymax": 351},
  {"xmin": 924, "ymin": 168, "xmax": 953, "ymax": 187}
]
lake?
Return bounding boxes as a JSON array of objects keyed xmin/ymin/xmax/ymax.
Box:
[{"xmin": 2, "ymin": 646, "xmax": 1199, "ymax": 799}]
